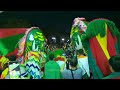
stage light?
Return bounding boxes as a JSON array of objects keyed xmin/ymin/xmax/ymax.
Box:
[
  {"xmin": 61, "ymin": 38, "xmax": 65, "ymax": 41},
  {"xmin": 52, "ymin": 37, "xmax": 56, "ymax": 40}
]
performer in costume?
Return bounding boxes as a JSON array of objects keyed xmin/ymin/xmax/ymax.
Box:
[
  {"xmin": 81, "ymin": 18, "xmax": 120, "ymax": 79},
  {"xmin": 70, "ymin": 17, "xmax": 89, "ymax": 54},
  {"xmin": 70, "ymin": 17, "xmax": 90, "ymax": 78},
  {"xmin": 0, "ymin": 28, "xmax": 28, "ymax": 58},
  {"xmin": 17, "ymin": 27, "xmax": 47, "ymax": 79}
]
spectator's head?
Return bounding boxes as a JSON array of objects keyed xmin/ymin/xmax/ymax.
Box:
[
  {"xmin": 49, "ymin": 53, "xmax": 54, "ymax": 60},
  {"xmin": 7, "ymin": 55, "xmax": 16, "ymax": 61},
  {"xmin": 65, "ymin": 50, "xmax": 73, "ymax": 58},
  {"xmin": 77, "ymin": 49, "xmax": 84, "ymax": 55},
  {"xmin": 69, "ymin": 56, "xmax": 78, "ymax": 68},
  {"xmin": 109, "ymin": 55, "xmax": 120, "ymax": 72}
]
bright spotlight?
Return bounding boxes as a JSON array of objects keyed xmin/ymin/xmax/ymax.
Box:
[
  {"xmin": 61, "ymin": 38, "xmax": 65, "ymax": 41},
  {"xmin": 52, "ymin": 37, "xmax": 56, "ymax": 40}
]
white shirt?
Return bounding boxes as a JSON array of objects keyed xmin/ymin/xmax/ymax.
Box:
[{"xmin": 77, "ymin": 56, "xmax": 90, "ymax": 77}]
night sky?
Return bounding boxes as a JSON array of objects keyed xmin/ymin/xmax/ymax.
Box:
[{"xmin": 0, "ymin": 11, "xmax": 120, "ymax": 34}]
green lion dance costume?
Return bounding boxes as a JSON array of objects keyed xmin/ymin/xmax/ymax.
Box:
[
  {"xmin": 71, "ymin": 17, "xmax": 120, "ymax": 79},
  {"xmin": 17, "ymin": 27, "xmax": 47, "ymax": 79},
  {"xmin": 70, "ymin": 17, "xmax": 90, "ymax": 77},
  {"xmin": 70, "ymin": 17, "xmax": 89, "ymax": 53}
]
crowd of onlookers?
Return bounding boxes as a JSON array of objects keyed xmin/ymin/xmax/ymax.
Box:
[{"xmin": 1, "ymin": 43, "xmax": 120, "ymax": 79}]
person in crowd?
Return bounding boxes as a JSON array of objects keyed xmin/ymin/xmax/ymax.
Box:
[
  {"xmin": 0, "ymin": 55, "xmax": 26, "ymax": 79},
  {"xmin": 103, "ymin": 55, "xmax": 120, "ymax": 79},
  {"xmin": 61, "ymin": 56, "xmax": 84, "ymax": 79},
  {"xmin": 77, "ymin": 49, "xmax": 90, "ymax": 79},
  {"xmin": 44, "ymin": 53, "xmax": 62, "ymax": 79},
  {"xmin": 62, "ymin": 49, "xmax": 73, "ymax": 70}
]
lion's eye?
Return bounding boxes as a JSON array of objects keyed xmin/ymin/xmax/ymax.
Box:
[{"xmin": 29, "ymin": 34, "xmax": 34, "ymax": 41}]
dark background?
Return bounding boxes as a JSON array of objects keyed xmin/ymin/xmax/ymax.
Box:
[{"xmin": 0, "ymin": 11, "xmax": 120, "ymax": 43}]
